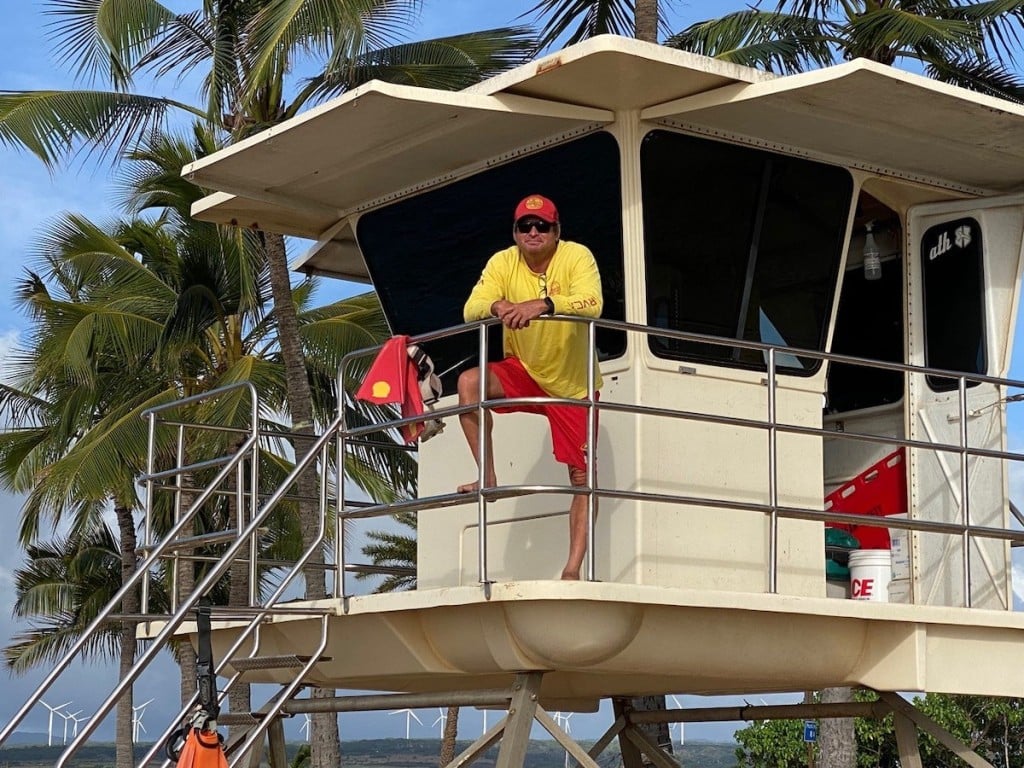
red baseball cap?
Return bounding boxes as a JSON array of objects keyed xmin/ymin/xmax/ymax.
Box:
[{"xmin": 514, "ymin": 195, "xmax": 559, "ymax": 224}]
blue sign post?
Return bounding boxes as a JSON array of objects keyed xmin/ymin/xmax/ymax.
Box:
[{"xmin": 803, "ymin": 720, "xmax": 818, "ymax": 743}]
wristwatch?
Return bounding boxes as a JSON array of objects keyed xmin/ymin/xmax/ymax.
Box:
[{"xmin": 543, "ymin": 297, "xmax": 555, "ymax": 315}]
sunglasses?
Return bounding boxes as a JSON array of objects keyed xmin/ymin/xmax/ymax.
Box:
[{"xmin": 515, "ymin": 218, "xmax": 555, "ymax": 234}]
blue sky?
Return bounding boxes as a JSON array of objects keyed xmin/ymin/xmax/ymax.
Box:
[{"xmin": 1, "ymin": 0, "xmax": 1022, "ymax": 752}]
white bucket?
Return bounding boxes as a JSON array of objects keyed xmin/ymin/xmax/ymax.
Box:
[{"xmin": 849, "ymin": 549, "xmax": 892, "ymax": 602}]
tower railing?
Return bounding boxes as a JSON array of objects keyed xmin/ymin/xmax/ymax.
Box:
[
  {"xmin": 336, "ymin": 315, "xmax": 1024, "ymax": 604},
  {"xmin": 2, "ymin": 317, "xmax": 1022, "ymax": 765}
]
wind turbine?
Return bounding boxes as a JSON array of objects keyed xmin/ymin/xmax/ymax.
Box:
[
  {"xmin": 67, "ymin": 710, "xmax": 90, "ymax": 738},
  {"xmin": 388, "ymin": 708, "xmax": 423, "ymax": 739},
  {"xmin": 40, "ymin": 701, "xmax": 70, "ymax": 747},
  {"xmin": 433, "ymin": 708, "xmax": 447, "ymax": 734},
  {"xmin": 668, "ymin": 695, "xmax": 684, "ymax": 748},
  {"xmin": 553, "ymin": 712, "xmax": 574, "ymax": 768},
  {"xmin": 132, "ymin": 698, "xmax": 154, "ymax": 743},
  {"xmin": 58, "ymin": 709, "xmax": 76, "ymax": 745},
  {"xmin": 300, "ymin": 714, "xmax": 312, "ymax": 742}
]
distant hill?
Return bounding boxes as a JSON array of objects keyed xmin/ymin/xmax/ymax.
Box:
[
  {"xmin": 3, "ymin": 732, "xmax": 49, "ymax": 746},
  {"xmin": 0, "ymin": 737, "xmax": 739, "ymax": 767}
]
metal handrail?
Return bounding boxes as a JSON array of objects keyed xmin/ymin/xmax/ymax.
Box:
[
  {"xmin": 336, "ymin": 315, "xmax": 1024, "ymax": 602},
  {"xmin": 0, "ymin": 429, "xmax": 258, "ymax": 748},
  {"xmin": 141, "ymin": 381, "xmax": 259, "ymax": 614},
  {"xmin": 8, "ymin": 313, "xmax": 1020, "ymax": 762},
  {"xmin": 51, "ymin": 416, "xmax": 342, "ymax": 767}
]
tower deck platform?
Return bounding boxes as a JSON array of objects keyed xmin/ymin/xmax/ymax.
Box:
[{"xmin": 200, "ymin": 580, "xmax": 1024, "ymax": 706}]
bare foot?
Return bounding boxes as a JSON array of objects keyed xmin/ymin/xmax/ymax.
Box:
[
  {"xmin": 457, "ymin": 479, "xmax": 496, "ymax": 493},
  {"xmin": 560, "ymin": 570, "xmax": 580, "ymax": 580}
]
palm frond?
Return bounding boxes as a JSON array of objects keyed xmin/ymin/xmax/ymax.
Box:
[
  {"xmin": 4, "ymin": 521, "xmax": 128, "ymax": 671},
  {"xmin": 356, "ymin": 511, "xmax": 416, "ymax": 592},
  {"xmin": 244, "ymin": 0, "xmax": 422, "ymax": 104},
  {"xmin": 45, "ymin": 0, "xmax": 175, "ymax": 88},
  {"xmin": 777, "ymin": 0, "xmax": 847, "ymax": 19},
  {"xmin": 667, "ymin": 10, "xmax": 837, "ymax": 72},
  {"xmin": 305, "ymin": 28, "xmax": 536, "ymax": 101},
  {"xmin": 528, "ymin": 0, "xmax": 637, "ymax": 50},
  {"xmin": 844, "ymin": 7, "xmax": 979, "ymax": 62},
  {"xmin": 118, "ymin": 124, "xmax": 217, "ymax": 216},
  {"xmin": 942, "ymin": 0, "xmax": 1024, "ymax": 66},
  {"xmin": 0, "ymin": 89, "xmax": 201, "ymax": 168},
  {"xmin": 924, "ymin": 51, "xmax": 1024, "ymax": 101},
  {"xmin": 134, "ymin": 9, "xmax": 213, "ymax": 78}
]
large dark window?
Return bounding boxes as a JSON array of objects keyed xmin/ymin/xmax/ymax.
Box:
[
  {"xmin": 357, "ymin": 131, "xmax": 625, "ymax": 393},
  {"xmin": 921, "ymin": 217, "xmax": 986, "ymax": 391},
  {"xmin": 827, "ymin": 260, "xmax": 904, "ymax": 412},
  {"xmin": 641, "ymin": 131, "xmax": 852, "ymax": 374}
]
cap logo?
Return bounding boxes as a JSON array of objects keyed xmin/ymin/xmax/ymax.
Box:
[{"xmin": 524, "ymin": 196, "xmax": 545, "ymax": 210}]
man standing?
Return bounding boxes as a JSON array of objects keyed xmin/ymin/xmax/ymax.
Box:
[{"xmin": 458, "ymin": 195, "xmax": 603, "ymax": 580}]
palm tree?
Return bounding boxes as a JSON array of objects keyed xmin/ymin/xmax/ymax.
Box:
[
  {"xmin": 668, "ymin": 0, "xmax": 1024, "ymax": 102},
  {"xmin": 0, "ymin": 215, "xmax": 184, "ymax": 768},
  {"xmin": 529, "ymin": 0, "xmax": 669, "ymax": 48},
  {"xmin": 0, "ymin": 122, "xmax": 411, "ymax": 765},
  {"xmin": 1, "ymin": 7, "xmax": 532, "ymax": 762}
]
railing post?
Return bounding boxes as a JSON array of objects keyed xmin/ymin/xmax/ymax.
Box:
[
  {"xmin": 767, "ymin": 347, "xmax": 779, "ymax": 594},
  {"xmin": 249, "ymin": 389, "xmax": 260, "ymax": 607},
  {"xmin": 336, "ymin": 429, "xmax": 347, "ymax": 602},
  {"xmin": 336, "ymin": 360, "xmax": 348, "ymax": 602},
  {"xmin": 141, "ymin": 411, "xmax": 157, "ymax": 616},
  {"xmin": 586, "ymin": 318, "xmax": 598, "ymax": 582},
  {"xmin": 959, "ymin": 375, "xmax": 972, "ymax": 608},
  {"xmin": 171, "ymin": 422, "xmax": 187, "ymax": 612},
  {"xmin": 477, "ymin": 322, "xmax": 490, "ymax": 587}
]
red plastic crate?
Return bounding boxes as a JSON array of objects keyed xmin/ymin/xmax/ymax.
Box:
[{"xmin": 824, "ymin": 448, "xmax": 907, "ymax": 549}]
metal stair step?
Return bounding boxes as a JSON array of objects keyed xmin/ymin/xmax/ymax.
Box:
[
  {"xmin": 231, "ymin": 654, "xmax": 331, "ymax": 672},
  {"xmin": 215, "ymin": 712, "xmax": 263, "ymax": 726},
  {"xmin": 137, "ymin": 527, "xmax": 269, "ymax": 555}
]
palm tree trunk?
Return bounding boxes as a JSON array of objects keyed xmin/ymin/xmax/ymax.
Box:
[
  {"xmin": 263, "ymin": 231, "xmax": 340, "ymax": 768},
  {"xmin": 818, "ymin": 687, "xmax": 856, "ymax": 768},
  {"xmin": 635, "ymin": 0, "xmax": 659, "ymax": 43},
  {"xmin": 439, "ymin": 705, "xmax": 459, "ymax": 766},
  {"xmin": 177, "ymin": 478, "xmax": 198, "ymax": 709},
  {"xmin": 115, "ymin": 505, "xmax": 138, "ymax": 768},
  {"xmin": 631, "ymin": 696, "xmax": 673, "ymax": 758}
]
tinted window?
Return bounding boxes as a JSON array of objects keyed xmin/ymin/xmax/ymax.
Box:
[
  {"xmin": 357, "ymin": 132, "xmax": 625, "ymax": 392},
  {"xmin": 641, "ymin": 131, "xmax": 852, "ymax": 374},
  {"xmin": 921, "ymin": 217, "xmax": 986, "ymax": 391},
  {"xmin": 827, "ymin": 260, "xmax": 904, "ymax": 412}
]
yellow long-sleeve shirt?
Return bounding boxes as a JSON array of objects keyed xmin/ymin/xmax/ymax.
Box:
[{"xmin": 463, "ymin": 240, "xmax": 603, "ymax": 399}]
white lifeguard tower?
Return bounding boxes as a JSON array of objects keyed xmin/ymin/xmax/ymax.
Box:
[{"xmin": 7, "ymin": 35, "xmax": 1024, "ymax": 768}]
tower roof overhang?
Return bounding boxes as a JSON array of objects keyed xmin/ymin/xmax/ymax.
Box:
[{"xmin": 185, "ymin": 36, "xmax": 1024, "ymax": 281}]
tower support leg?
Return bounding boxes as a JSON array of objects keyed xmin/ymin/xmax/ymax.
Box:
[
  {"xmin": 893, "ymin": 711, "xmax": 923, "ymax": 768},
  {"xmin": 494, "ymin": 672, "xmax": 543, "ymax": 768},
  {"xmin": 266, "ymin": 717, "xmax": 288, "ymax": 768},
  {"xmin": 878, "ymin": 692, "xmax": 994, "ymax": 768},
  {"xmin": 613, "ymin": 698, "xmax": 646, "ymax": 768}
]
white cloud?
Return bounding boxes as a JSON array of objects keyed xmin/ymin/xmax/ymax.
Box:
[{"xmin": 0, "ymin": 328, "xmax": 21, "ymax": 365}]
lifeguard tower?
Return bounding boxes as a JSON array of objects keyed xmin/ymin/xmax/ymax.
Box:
[{"xmin": 7, "ymin": 35, "xmax": 1024, "ymax": 768}]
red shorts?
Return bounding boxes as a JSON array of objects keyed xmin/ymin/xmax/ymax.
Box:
[{"xmin": 488, "ymin": 357, "xmax": 598, "ymax": 472}]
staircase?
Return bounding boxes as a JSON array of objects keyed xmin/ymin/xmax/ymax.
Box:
[{"xmin": 0, "ymin": 380, "xmax": 384, "ymax": 767}]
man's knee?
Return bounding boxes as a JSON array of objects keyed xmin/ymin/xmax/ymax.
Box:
[
  {"xmin": 568, "ymin": 466, "xmax": 587, "ymax": 486},
  {"xmin": 457, "ymin": 368, "xmax": 481, "ymax": 404}
]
